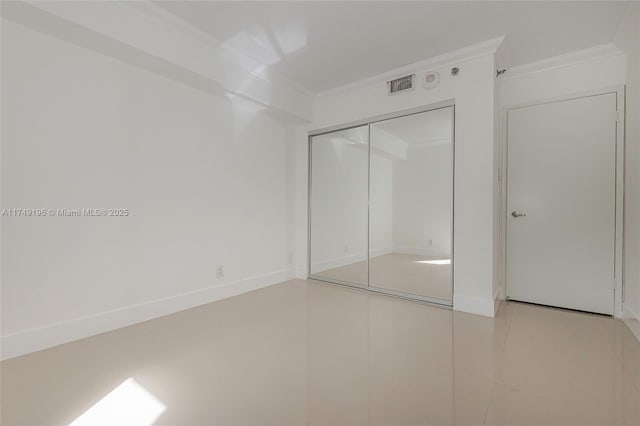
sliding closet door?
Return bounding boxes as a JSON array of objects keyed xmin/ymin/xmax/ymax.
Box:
[
  {"xmin": 369, "ymin": 107, "xmax": 454, "ymax": 303},
  {"xmin": 309, "ymin": 125, "xmax": 369, "ymax": 287}
]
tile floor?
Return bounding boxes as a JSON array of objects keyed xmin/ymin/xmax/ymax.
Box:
[{"xmin": 1, "ymin": 279, "xmax": 638, "ymax": 426}]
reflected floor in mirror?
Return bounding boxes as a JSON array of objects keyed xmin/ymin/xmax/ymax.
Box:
[
  {"xmin": 2, "ymin": 279, "xmax": 639, "ymax": 426},
  {"xmin": 316, "ymin": 253, "xmax": 451, "ymax": 301}
]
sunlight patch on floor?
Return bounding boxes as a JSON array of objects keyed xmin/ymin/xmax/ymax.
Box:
[
  {"xmin": 68, "ymin": 378, "xmax": 166, "ymax": 426},
  {"xmin": 416, "ymin": 259, "xmax": 451, "ymax": 265}
]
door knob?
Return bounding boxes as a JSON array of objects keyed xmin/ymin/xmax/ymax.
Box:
[{"xmin": 511, "ymin": 211, "xmax": 526, "ymax": 218}]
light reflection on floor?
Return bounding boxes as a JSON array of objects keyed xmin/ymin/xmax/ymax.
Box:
[{"xmin": 68, "ymin": 378, "xmax": 166, "ymax": 426}]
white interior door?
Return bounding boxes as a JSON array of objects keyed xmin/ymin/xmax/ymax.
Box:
[{"xmin": 506, "ymin": 93, "xmax": 617, "ymax": 315}]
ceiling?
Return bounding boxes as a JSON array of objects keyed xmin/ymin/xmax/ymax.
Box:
[{"xmin": 156, "ymin": 1, "xmax": 629, "ymax": 94}]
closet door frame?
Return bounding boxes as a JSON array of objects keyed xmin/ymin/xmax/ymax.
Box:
[{"xmin": 307, "ymin": 99, "xmax": 455, "ymax": 306}]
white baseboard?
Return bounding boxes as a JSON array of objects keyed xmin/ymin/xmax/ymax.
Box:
[
  {"xmin": 370, "ymin": 247, "xmax": 395, "ymax": 258},
  {"xmin": 1, "ymin": 268, "xmax": 295, "ymax": 361},
  {"xmin": 453, "ymin": 293, "xmax": 498, "ymax": 317},
  {"xmin": 498, "ymin": 284, "xmax": 506, "ymax": 301},
  {"xmin": 295, "ymin": 266, "xmax": 307, "ymax": 279},
  {"xmin": 493, "ymin": 286, "xmax": 502, "ymax": 315},
  {"xmin": 311, "ymin": 252, "xmax": 366, "ymax": 274},
  {"xmin": 623, "ymin": 305, "xmax": 640, "ymax": 344},
  {"xmin": 392, "ymin": 245, "xmax": 448, "ymax": 257},
  {"xmin": 310, "ymin": 247, "xmax": 394, "ymax": 274}
]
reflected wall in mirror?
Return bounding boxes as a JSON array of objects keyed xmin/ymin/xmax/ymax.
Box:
[
  {"xmin": 369, "ymin": 107, "xmax": 454, "ymax": 302},
  {"xmin": 309, "ymin": 125, "xmax": 369, "ymax": 286}
]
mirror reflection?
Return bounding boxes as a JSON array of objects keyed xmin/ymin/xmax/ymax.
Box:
[
  {"xmin": 369, "ymin": 107, "xmax": 453, "ymax": 302},
  {"xmin": 309, "ymin": 125, "xmax": 369, "ymax": 286}
]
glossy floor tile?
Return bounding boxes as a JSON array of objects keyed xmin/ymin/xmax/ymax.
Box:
[{"xmin": 1, "ymin": 279, "xmax": 638, "ymax": 426}]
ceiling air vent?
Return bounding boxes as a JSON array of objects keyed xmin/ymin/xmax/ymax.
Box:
[{"xmin": 387, "ymin": 74, "xmax": 415, "ymax": 95}]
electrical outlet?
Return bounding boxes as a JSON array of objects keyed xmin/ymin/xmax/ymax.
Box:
[
  {"xmin": 288, "ymin": 253, "xmax": 293, "ymax": 265},
  {"xmin": 428, "ymin": 238, "xmax": 433, "ymax": 247},
  {"xmin": 344, "ymin": 244, "xmax": 349, "ymax": 253},
  {"xmin": 216, "ymin": 265, "xmax": 224, "ymax": 279}
]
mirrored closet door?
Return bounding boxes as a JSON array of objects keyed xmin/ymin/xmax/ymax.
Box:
[{"xmin": 309, "ymin": 105, "xmax": 454, "ymax": 305}]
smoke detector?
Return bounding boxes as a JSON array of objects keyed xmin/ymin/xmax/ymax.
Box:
[{"xmin": 423, "ymin": 71, "xmax": 440, "ymax": 89}]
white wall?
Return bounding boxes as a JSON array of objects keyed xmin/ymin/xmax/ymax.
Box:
[
  {"xmin": 1, "ymin": 20, "xmax": 297, "ymax": 359},
  {"xmin": 297, "ymin": 49, "xmax": 501, "ymax": 316},
  {"xmin": 500, "ymin": 50, "xmax": 625, "ymax": 106},
  {"xmin": 614, "ymin": 4, "xmax": 640, "ymax": 329},
  {"xmin": 370, "ymin": 153, "xmax": 394, "ymax": 256},
  {"xmin": 372, "ymin": 108, "xmax": 454, "ymax": 259},
  {"xmin": 391, "ymin": 143, "xmax": 452, "ymax": 257},
  {"xmin": 309, "ymin": 135, "xmax": 369, "ymax": 273},
  {"xmin": 309, "ymin": 134, "xmax": 395, "ymax": 274}
]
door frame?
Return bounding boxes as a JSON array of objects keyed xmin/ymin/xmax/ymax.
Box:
[{"xmin": 501, "ymin": 85, "xmax": 625, "ymax": 317}]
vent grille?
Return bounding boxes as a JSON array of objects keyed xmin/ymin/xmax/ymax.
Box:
[{"xmin": 388, "ymin": 74, "xmax": 414, "ymax": 95}]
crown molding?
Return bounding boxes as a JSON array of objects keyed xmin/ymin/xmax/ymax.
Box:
[
  {"xmin": 317, "ymin": 35, "xmax": 506, "ymax": 98},
  {"xmin": 503, "ymin": 43, "xmax": 624, "ymax": 80}
]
